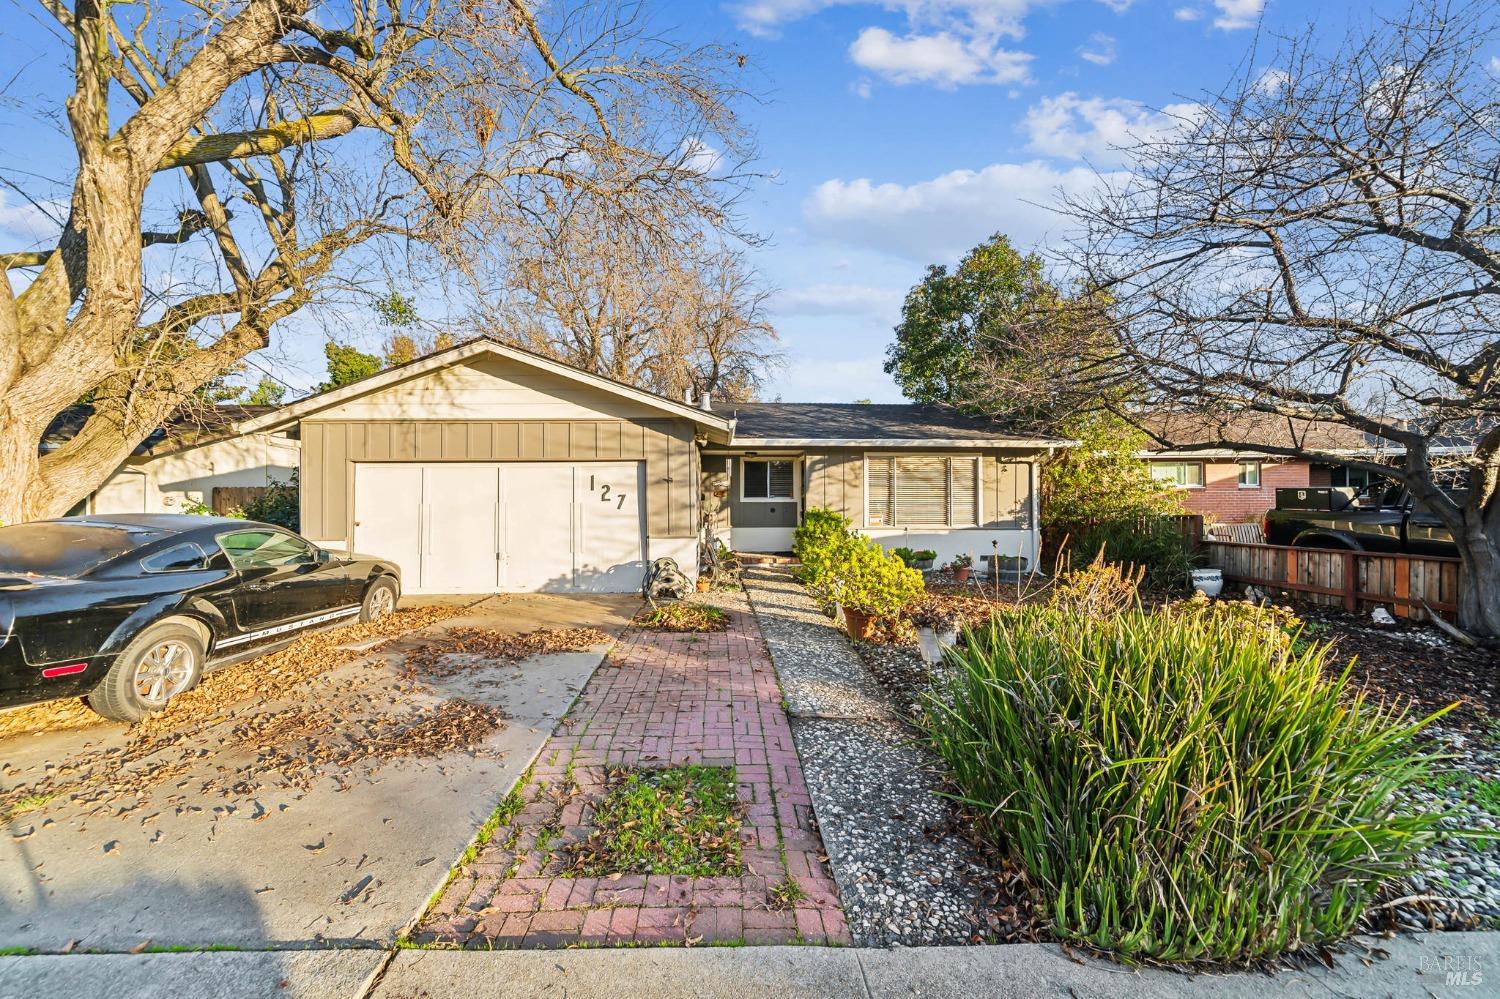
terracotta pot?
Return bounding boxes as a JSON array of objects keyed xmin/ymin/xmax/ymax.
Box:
[
  {"xmin": 842, "ymin": 607, "xmax": 878, "ymax": 640},
  {"xmin": 952, "ymin": 567, "xmax": 971, "ymax": 582}
]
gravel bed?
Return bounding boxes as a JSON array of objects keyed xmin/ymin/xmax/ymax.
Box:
[
  {"xmin": 742, "ymin": 568, "xmax": 1039, "ymax": 947},
  {"xmin": 741, "ymin": 569, "xmax": 895, "ymax": 722}
]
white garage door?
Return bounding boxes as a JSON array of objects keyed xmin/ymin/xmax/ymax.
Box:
[{"xmin": 352, "ymin": 462, "xmax": 645, "ymax": 594}]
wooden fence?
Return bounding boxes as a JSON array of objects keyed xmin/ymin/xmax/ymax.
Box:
[
  {"xmin": 211, "ymin": 485, "xmax": 271, "ymax": 515},
  {"xmin": 1203, "ymin": 541, "xmax": 1462, "ymax": 622}
]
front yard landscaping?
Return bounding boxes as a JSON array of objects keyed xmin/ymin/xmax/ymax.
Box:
[{"xmin": 569, "ymin": 765, "xmax": 745, "ymax": 877}]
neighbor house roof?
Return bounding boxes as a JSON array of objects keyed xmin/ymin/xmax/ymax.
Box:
[
  {"xmin": 724, "ymin": 403, "xmax": 1073, "ymax": 449},
  {"xmin": 1133, "ymin": 411, "xmax": 1379, "ymax": 459},
  {"xmin": 41, "ymin": 403, "xmax": 282, "ymax": 457},
  {"xmin": 239, "ymin": 336, "xmax": 735, "ymax": 441}
]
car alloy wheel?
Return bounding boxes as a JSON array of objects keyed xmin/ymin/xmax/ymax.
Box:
[
  {"xmin": 368, "ymin": 585, "xmax": 395, "ymax": 619},
  {"xmin": 132, "ymin": 639, "xmax": 196, "ymax": 707}
]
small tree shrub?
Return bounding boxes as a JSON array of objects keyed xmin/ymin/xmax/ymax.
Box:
[
  {"xmin": 923, "ymin": 602, "xmax": 1447, "ymax": 964},
  {"xmin": 238, "ymin": 474, "xmax": 300, "ymax": 531},
  {"xmin": 793, "ymin": 507, "xmax": 853, "ymax": 587},
  {"xmin": 813, "ymin": 534, "xmax": 924, "ymax": 618},
  {"xmin": 1057, "ymin": 516, "xmax": 1195, "ymax": 592},
  {"xmin": 1049, "ymin": 552, "xmax": 1142, "ymax": 617},
  {"xmin": 892, "ymin": 546, "xmax": 937, "ymax": 567}
]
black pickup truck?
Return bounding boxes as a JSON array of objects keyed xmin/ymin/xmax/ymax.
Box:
[{"xmin": 1263, "ymin": 486, "xmax": 1456, "ymax": 557}]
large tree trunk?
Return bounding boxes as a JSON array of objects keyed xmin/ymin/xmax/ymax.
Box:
[{"xmin": 1455, "ymin": 505, "xmax": 1500, "ymax": 639}]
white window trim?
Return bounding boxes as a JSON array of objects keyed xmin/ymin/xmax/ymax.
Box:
[
  {"xmin": 739, "ymin": 457, "xmax": 799, "ymax": 504},
  {"xmin": 1237, "ymin": 460, "xmax": 1262, "ymax": 489},
  {"xmin": 863, "ymin": 453, "xmax": 984, "ymax": 529},
  {"xmin": 1151, "ymin": 461, "xmax": 1206, "ymax": 490}
]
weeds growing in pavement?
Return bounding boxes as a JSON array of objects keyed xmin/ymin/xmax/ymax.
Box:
[{"xmin": 568, "ymin": 766, "xmax": 744, "ymax": 877}]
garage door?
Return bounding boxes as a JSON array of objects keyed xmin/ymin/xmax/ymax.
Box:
[{"xmin": 351, "ymin": 462, "xmax": 645, "ymax": 594}]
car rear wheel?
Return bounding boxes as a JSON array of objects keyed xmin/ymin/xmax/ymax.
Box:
[
  {"xmin": 361, "ymin": 577, "xmax": 399, "ymax": 622},
  {"xmin": 89, "ymin": 621, "xmax": 205, "ymax": 723}
]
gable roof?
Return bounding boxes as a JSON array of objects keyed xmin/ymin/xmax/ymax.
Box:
[
  {"xmin": 1133, "ymin": 411, "xmax": 1377, "ymax": 458},
  {"xmin": 42, "ymin": 403, "xmax": 282, "ymax": 457},
  {"xmin": 725, "ymin": 403, "xmax": 1072, "ymax": 448},
  {"xmin": 238, "ymin": 336, "xmax": 735, "ymax": 440}
]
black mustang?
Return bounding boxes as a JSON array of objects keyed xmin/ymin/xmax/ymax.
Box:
[{"xmin": 0, "ymin": 515, "xmax": 401, "ymax": 722}]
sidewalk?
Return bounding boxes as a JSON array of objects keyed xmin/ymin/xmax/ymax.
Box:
[{"xmin": 4, "ymin": 932, "xmax": 1493, "ymax": 999}]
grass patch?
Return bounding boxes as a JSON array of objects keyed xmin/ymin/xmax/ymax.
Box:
[
  {"xmin": 923, "ymin": 602, "xmax": 1449, "ymax": 965},
  {"xmin": 637, "ymin": 603, "xmax": 729, "ymax": 633},
  {"xmin": 568, "ymin": 766, "xmax": 744, "ymax": 877},
  {"xmin": 3, "ymin": 793, "xmax": 55, "ymax": 821},
  {"xmin": 766, "ymin": 877, "xmax": 808, "ymax": 911},
  {"xmin": 1424, "ymin": 771, "xmax": 1500, "ymax": 817}
]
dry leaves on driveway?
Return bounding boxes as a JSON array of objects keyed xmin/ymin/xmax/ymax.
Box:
[{"xmin": 394, "ymin": 627, "xmax": 612, "ymax": 680}]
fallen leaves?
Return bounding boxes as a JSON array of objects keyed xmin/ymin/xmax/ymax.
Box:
[{"xmin": 394, "ymin": 627, "xmax": 612, "ymax": 680}]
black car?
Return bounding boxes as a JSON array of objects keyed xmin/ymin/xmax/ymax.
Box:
[{"xmin": 0, "ymin": 515, "xmax": 401, "ymax": 722}]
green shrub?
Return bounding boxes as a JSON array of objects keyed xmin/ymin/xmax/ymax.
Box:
[
  {"xmin": 923, "ymin": 602, "xmax": 1447, "ymax": 964},
  {"xmin": 793, "ymin": 507, "xmax": 852, "ymax": 587},
  {"xmin": 893, "ymin": 546, "xmax": 937, "ymax": 567},
  {"xmin": 1054, "ymin": 515, "xmax": 1195, "ymax": 591},
  {"xmin": 812, "ymin": 533, "xmax": 924, "ymax": 618},
  {"xmin": 238, "ymin": 474, "xmax": 299, "ymax": 531}
]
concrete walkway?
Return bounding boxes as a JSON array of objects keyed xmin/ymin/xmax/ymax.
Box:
[
  {"xmin": 0, "ymin": 594, "xmax": 636, "ymax": 953},
  {"xmin": 3, "ymin": 932, "xmax": 1493, "ymax": 998}
]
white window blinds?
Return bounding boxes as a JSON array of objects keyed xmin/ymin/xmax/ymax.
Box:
[{"xmin": 866, "ymin": 456, "xmax": 980, "ymax": 527}]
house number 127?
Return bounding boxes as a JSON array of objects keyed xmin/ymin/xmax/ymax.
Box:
[{"xmin": 590, "ymin": 475, "xmax": 628, "ymax": 509}]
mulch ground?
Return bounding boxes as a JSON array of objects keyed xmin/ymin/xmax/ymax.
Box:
[{"xmin": 1298, "ymin": 608, "xmax": 1499, "ymax": 733}]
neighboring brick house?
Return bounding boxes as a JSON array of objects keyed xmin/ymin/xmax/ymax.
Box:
[{"xmin": 1135, "ymin": 412, "xmax": 1371, "ymax": 525}]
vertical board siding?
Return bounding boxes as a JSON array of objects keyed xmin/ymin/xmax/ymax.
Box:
[{"xmin": 303, "ymin": 418, "xmax": 701, "ymax": 546}]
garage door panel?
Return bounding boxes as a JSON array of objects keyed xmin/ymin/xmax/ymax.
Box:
[
  {"xmin": 575, "ymin": 462, "xmax": 646, "ymax": 592},
  {"xmin": 499, "ymin": 463, "xmax": 577, "ymax": 593},
  {"xmin": 352, "ymin": 465, "xmax": 423, "ymax": 589},
  {"xmin": 424, "ymin": 465, "xmax": 500, "ymax": 593}
]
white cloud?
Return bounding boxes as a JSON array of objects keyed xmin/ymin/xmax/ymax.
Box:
[
  {"xmin": 1078, "ymin": 33, "xmax": 1116, "ymax": 67},
  {"xmin": 1212, "ymin": 0, "xmax": 1264, "ymax": 31},
  {"xmin": 1489, "ymin": 56, "xmax": 1500, "ymax": 75},
  {"xmin": 1174, "ymin": 6, "xmax": 1202, "ymax": 21},
  {"xmin": 679, "ymin": 137, "xmax": 724, "ymax": 175},
  {"xmin": 1097, "ymin": 0, "xmax": 1135, "ymax": 12},
  {"xmin": 0, "ymin": 191, "xmax": 64, "ymax": 248},
  {"xmin": 849, "ymin": 26, "xmax": 1032, "ymax": 87},
  {"xmin": 769, "ymin": 355, "xmax": 901, "ymax": 403},
  {"xmin": 1253, "ymin": 68, "xmax": 1291, "ymax": 95},
  {"xmin": 774, "ymin": 283, "xmax": 905, "ymax": 320},
  {"xmin": 802, "ymin": 160, "xmax": 1117, "ymax": 262},
  {"xmin": 1021, "ymin": 92, "xmax": 1199, "ymax": 164}
]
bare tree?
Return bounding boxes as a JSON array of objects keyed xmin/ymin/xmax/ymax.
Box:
[
  {"xmin": 1063, "ymin": 0, "xmax": 1500, "ymax": 636},
  {"xmin": 0, "ymin": 0, "xmax": 754, "ymax": 521},
  {"xmin": 479, "ymin": 200, "xmax": 779, "ymax": 401}
]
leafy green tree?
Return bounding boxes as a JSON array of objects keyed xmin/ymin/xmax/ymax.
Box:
[
  {"xmin": 243, "ymin": 375, "xmax": 287, "ymax": 406},
  {"xmin": 885, "ymin": 232, "xmax": 1116, "ymax": 430},
  {"xmin": 320, "ymin": 342, "xmax": 382, "ymax": 391},
  {"xmin": 1042, "ymin": 413, "xmax": 1180, "ymax": 526}
]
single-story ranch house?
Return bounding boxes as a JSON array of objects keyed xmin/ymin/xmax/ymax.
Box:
[{"xmin": 214, "ymin": 338, "xmax": 1070, "ymax": 594}]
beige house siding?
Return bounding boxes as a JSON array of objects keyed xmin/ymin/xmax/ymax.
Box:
[
  {"xmin": 802, "ymin": 448, "xmax": 1034, "ymax": 529},
  {"xmin": 301, "ymin": 418, "xmax": 699, "ymax": 546},
  {"xmin": 90, "ymin": 433, "xmax": 300, "ymax": 515},
  {"xmin": 312, "ymin": 352, "xmax": 666, "ymax": 422}
]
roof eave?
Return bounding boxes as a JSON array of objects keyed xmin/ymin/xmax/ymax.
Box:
[{"xmin": 725, "ymin": 436, "xmax": 1076, "ymax": 449}]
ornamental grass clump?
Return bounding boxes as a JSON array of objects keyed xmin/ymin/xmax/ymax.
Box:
[{"xmin": 922, "ymin": 603, "xmax": 1449, "ymax": 964}]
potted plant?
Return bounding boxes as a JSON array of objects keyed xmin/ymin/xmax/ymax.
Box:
[
  {"xmin": 892, "ymin": 547, "xmax": 938, "ymax": 571},
  {"xmin": 815, "ymin": 535, "xmax": 924, "ymax": 641},
  {"xmin": 909, "ymin": 599, "xmax": 961, "ymax": 665},
  {"xmin": 949, "ymin": 552, "xmax": 973, "ymax": 583}
]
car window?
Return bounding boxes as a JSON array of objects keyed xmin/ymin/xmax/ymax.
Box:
[
  {"xmin": 141, "ymin": 543, "xmax": 208, "ymax": 573},
  {"xmin": 218, "ymin": 530, "xmax": 315, "ymax": 569}
]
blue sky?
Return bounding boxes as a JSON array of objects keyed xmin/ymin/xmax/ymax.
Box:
[{"xmin": 0, "ymin": 1, "xmax": 1438, "ymax": 402}]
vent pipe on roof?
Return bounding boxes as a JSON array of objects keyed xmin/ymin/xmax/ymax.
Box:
[{"xmin": 699, "ymin": 390, "xmax": 712, "ymax": 412}]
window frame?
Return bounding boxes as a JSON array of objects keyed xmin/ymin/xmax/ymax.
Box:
[
  {"xmin": 739, "ymin": 458, "xmax": 799, "ymax": 503},
  {"xmin": 1236, "ymin": 460, "xmax": 1262, "ymax": 489},
  {"xmin": 863, "ymin": 453, "xmax": 983, "ymax": 529},
  {"xmin": 215, "ymin": 528, "xmax": 318, "ymax": 570},
  {"xmin": 140, "ymin": 542, "xmax": 210, "ymax": 574},
  {"xmin": 1150, "ymin": 461, "xmax": 1206, "ymax": 490}
]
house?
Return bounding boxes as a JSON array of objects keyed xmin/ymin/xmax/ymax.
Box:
[
  {"xmin": 236, "ymin": 338, "xmax": 1069, "ymax": 594},
  {"xmin": 1135, "ymin": 412, "xmax": 1380, "ymax": 524},
  {"xmin": 46, "ymin": 405, "xmax": 300, "ymax": 516}
]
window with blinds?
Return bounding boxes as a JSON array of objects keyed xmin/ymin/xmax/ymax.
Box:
[
  {"xmin": 865, "ymin": 456, "xmax": 979, "ymax": 527},
  {"xmin": 742, "ymin": 459, "xmax": 796, "ymax": 500}
]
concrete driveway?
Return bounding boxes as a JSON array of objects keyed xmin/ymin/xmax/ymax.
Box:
[{"xmin": 0, "ymin": 593, "xmax": 637, "ymax": 954}]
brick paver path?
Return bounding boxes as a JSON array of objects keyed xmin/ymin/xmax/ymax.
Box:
[{"xmin": 414, "ymin": 596, "xmax": 849, "ymax": 948}]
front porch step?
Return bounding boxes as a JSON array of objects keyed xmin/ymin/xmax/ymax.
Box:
[{"xmin": 734, "ymin": 551, "xmax": 799, "ymax": 566}]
